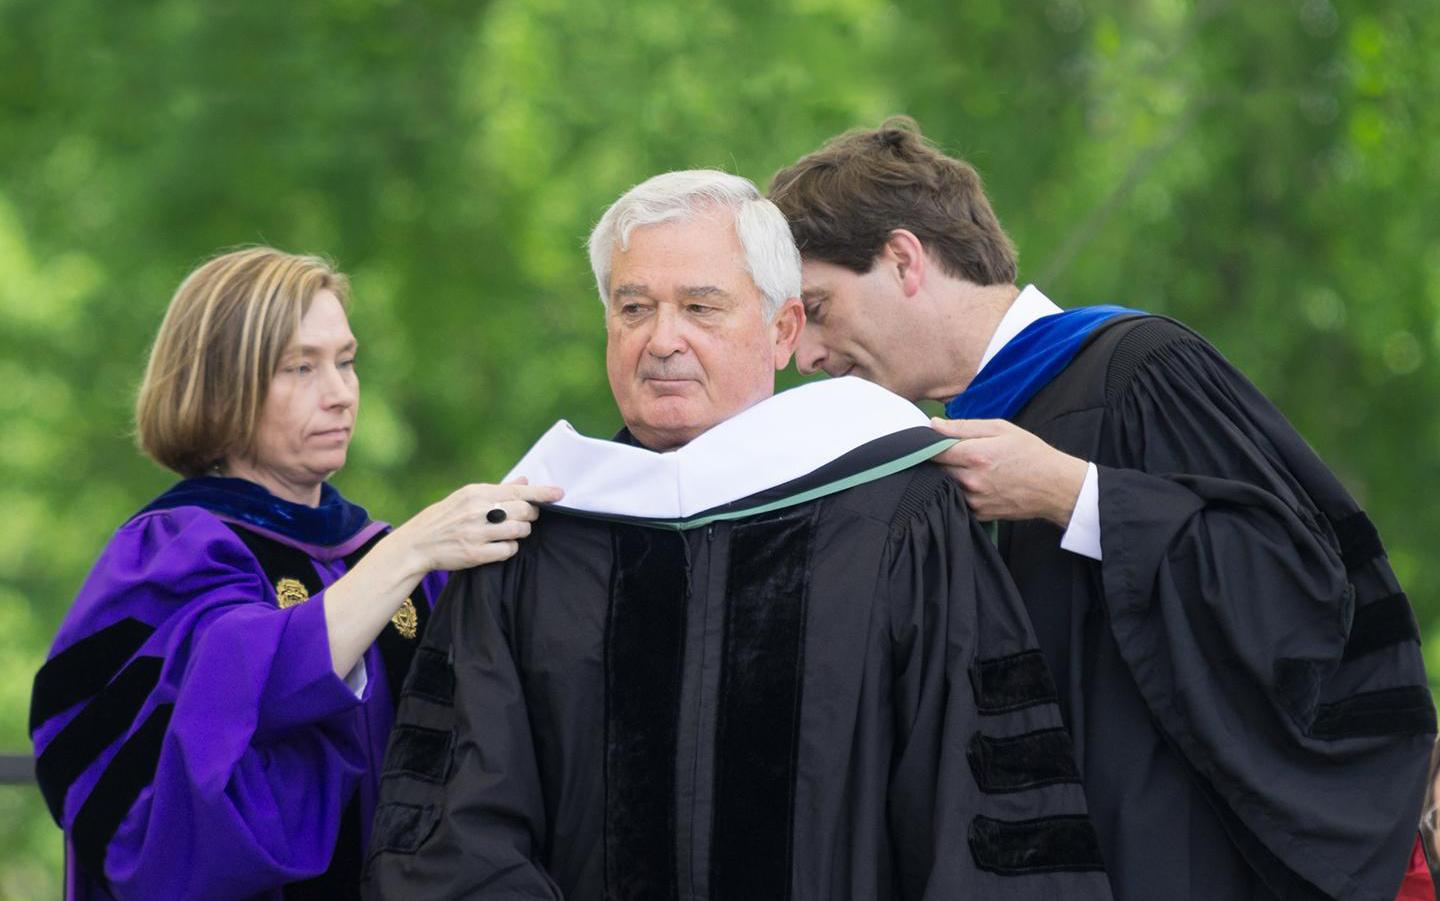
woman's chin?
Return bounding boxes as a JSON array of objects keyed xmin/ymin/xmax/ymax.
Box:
[{"xmin": 307, "ymin": 451, "xmax": 348, "ymax": 481}]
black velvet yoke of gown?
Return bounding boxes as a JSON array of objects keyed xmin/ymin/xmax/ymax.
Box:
[{"xmin": 999, "ymin": 314, "xmax": 1434, "ymax": 901}]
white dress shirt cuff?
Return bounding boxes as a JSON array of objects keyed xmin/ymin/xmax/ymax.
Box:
[
  {"xmin": 1059, "ymin": 462, "xmax": 1103, "ymax": 561},
  {"xmin": 344, "ymin": 659, "xmax": 368, "ymax": 698}
]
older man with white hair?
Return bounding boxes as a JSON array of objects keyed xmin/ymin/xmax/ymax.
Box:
[{"xmin": 363, "ymin": 171, "xmax": 1112, "ymax": 900}]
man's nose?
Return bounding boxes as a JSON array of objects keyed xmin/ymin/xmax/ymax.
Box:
[
  {"xmin": 645, "ymin": 305, "xmax": 688, "ymax": 358},
  {"xmin": 795, "ymin": 327, "xmax": 827, "ymax": 375}
]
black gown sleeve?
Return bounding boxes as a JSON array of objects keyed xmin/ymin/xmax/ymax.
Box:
[
  {"xmin": 885, "ymin": 470, "xmax": 1113, "ymax": 899},
  {"xmin": 362, "ymin": 563, "xmax": 562, "ymax": 900},
  {"xmin": 1095, "ymin": 326, "xmax": 1434, "ymax": 899}
]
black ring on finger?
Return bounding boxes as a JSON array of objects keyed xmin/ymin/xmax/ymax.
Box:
[{"xmin": 486, "ymin": 507, "xmax": 508, "ymax": 524}]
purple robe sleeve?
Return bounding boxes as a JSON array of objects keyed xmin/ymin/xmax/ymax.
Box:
[{"xmin": 33, "ymin": 507, "xmax": 377, "ymax": 901}]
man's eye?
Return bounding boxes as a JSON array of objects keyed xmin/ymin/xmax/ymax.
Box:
[
  {"xmin": 804, "ymin": 303, "xmax": 825, "ymax": 323},
  {"xmin": 619, "ymin": 303, "xmax": 645, "ymax": 316},
  {"xmin": 686, "ymin": 304, "xmax": 712, "ymax": 315}
]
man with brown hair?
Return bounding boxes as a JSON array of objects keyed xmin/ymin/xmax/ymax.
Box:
[{"xmin": 769, "ymin": 118, "xmax": 1434, "ymax": 901}]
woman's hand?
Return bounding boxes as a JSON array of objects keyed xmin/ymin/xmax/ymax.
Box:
[
  {"xmin": 322, "ymin": 478, "xmax": 563, "ymax": 679},
  {"xmin": 392, "ymin": 479, "xmax": 566, "ymax": 573}
]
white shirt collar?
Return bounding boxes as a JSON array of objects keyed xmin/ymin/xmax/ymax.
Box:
[{"xmin": 976, "ymin": 284, "xmax": 1062, "ymax": 375}]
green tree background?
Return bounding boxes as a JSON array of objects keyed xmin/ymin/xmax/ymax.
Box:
[{"xmin": 2, "ymin": 0, "xmax": 1435, "ymax": 895}]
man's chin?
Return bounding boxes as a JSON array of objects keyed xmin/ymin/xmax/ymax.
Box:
[
  {"xmin": 623, "ymin": 407, "xmax": 715, "ymax": 451},
  {"xmin": 625, "ymin": 394, "xmax": 783, "ymax": 451}
]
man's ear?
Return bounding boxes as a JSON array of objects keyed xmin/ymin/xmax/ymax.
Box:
[
  {"xmin": 882, "ymin": 229, "xmax": 926, "ymax": 297},
  {"xmin": 770, "ymin": 296, "xmax": 804, "ymax": 370}
]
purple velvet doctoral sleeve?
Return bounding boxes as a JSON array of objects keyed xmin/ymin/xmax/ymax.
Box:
[{"xmin": 33, "ymin": 507, "xmax": 376, "ymax": 901}]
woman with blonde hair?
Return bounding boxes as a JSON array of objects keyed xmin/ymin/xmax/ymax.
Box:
[{"xmin": 30, "ymin": 247, "xmax": 561, "ymax": 900}]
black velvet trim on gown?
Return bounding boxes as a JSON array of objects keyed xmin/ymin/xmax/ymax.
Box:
[
  {"xmin": 402, "ymin": 647, "xmax": 455, "ymax": 706},
  {"xmin": 71, "ymin": 703, "xmax": 175, "ymax": 890},
  {"xmin": 30, "ymin": 617, "xmax": 155, "ymax": 735},
  {"xmin": 1331, "ymin": 511, "xmax": 1383, "ymax": 572},
  {"xmin": 366, "ymin": 802, "xmax": 441, "ymax": 858},
  {"xmin": 970, "ymin": 650, "xmax": 1060, "ymax": 715},
  {"xmin": 604, "ymin": 526, "xmax": 687, "ymax": 901},
  {"xmin": 224, "ymin": 524, "xmax": 327, "ymax": 599},
  {"xmin": 366, "ymin": 639, "xmax": 452, "ymax": 862},
  {"xmin": 35, "ymin": 656, "xmax": 163, "ymax": 821},
  {"xmin": 966, "ymin": 728, "xmax": 1082, "ymax": 794},
  {"xmin": 343, "ymin": 531, "xmax": 432, "ymax": 714},
  {"xmin": 382, "ymin": 725, "xmax": 453, "ymax": 783},
  {"xmin": 1343, "ymin": 593, "xmax": 1421, "ymax": 662},
  {"xmin": 967, "ymin": 814, "xmax": 1106, "ymax": 875},
  {"xmin": 710, "ymin": 509, "xmax": 815, "ymax": 901},
  {"xmin": 1310, "ymin": 685, "xmax": 1436, "ymax": 739}
]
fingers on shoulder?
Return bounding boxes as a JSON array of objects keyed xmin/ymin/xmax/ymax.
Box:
[
  {"xmin": 492, "ymin": 519, "xmax": 532, "ymax": 540},
  {"xmin": 939, "ymin": 439, "xmax": 994, "ymax": 470},
  {"xmin": 929, "ymin": 417, "xmax": 1010, "ymax": 439},
  {"xmin": 451, "ymin": 483, "xmax": 543, "ymax": 513},
  {"xmin": 488, "ymin": 481, "xmax": 565, "ymax": 504},
  {"xmin": 478, "ymin": 540, "xmax": 521, "ymax": 564},
  {"xmin": 934, "ymin": 441, "xmax": 986, "ymax": 469},
  {"xmin": 499, "ymin": 500, "xmax": 544, "ymax": 522}
]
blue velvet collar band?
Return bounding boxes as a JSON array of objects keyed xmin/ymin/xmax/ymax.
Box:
[
  {"xmin": 945, "ymin": 305, "xmax": 1140, "ymax": 421},
  {"xmin": 136, "ymin": 476, "xmax": 372, "ymax": 546}
]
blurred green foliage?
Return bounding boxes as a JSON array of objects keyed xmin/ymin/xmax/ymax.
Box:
[{"xmin": 2, "ymin": 0, "xmax": 1437, "ymax": 895}]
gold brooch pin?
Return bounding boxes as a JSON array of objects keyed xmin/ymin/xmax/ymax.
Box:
[
  {"xmin": 275, "ymin": 577, "xmax": 310, "ymax": 609},
  {"xmin": 392, "ymin": 598, "xmax": 418, "ymax": 639}
]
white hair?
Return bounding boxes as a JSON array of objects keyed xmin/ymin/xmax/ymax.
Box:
[{"xmin": 587, "ymin": 169, "xmax": 802, "ymax": 320}]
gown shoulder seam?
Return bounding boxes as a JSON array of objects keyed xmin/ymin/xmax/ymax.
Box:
[{"xmin": 1103, "ymin": 317, "xmax": 1205, "ymax": 404}]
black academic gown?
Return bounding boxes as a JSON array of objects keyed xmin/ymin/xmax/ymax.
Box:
[
  {"xmin": 1000, "ymin": 314, "xmax": 1435, "ymax": 901},
  {"xmin": 363, "ymin": 463, "xmax": 1113, "ymax": 900}
]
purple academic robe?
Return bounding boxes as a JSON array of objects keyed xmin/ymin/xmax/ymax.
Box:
[{"xmin": 32, "ymin": 504, "xmax": 446, "ymax": 900}]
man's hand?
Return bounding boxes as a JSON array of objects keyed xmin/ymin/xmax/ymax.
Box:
[{"xmin": 929, "ymin": 417, "xmax": 1089, "ymax": 526}]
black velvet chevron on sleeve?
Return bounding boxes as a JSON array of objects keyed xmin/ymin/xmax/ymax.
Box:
[
  {"xmin": 34, "ymin": 656, "xmax": 164, "ymax": 821},
  {"xmin": 970, "ymin": 650, "xmax": 1060, "ymax": 715},
  {"xmin": 402, "ymin": 646, "xmax": 455, "ymax": 707},
  {"xmin": 1309, "ymin": 686, "xmax": 1436, "ymax": 740},
  {"xmin": 968, "ymin": 814, "xmax": 1106, "ymax": 875},
  {"xmin": 30, "ymin": 617, "xmax": 155, "ymax": 736},
  {"xmin": 1342, "ymin": 593, "xmax": 1421, "ymax": 662},
  {"xmin": 966, "ymin": 728, "xmax": 1081, "ymax": 794},
  {"xmin": 367, "ymin": 802, "xmax": 441, "ymax": 859},
  {"xmin": 70, "ymin": 703, "xmax": 175, "ymax": 889},
  {"xmin": 1331, "ymin": 511, "xmax": 1383, "ymax": 573},
  {"xmin": 382, "ymin": 725, "xmax": 454, "ymax": 783}
]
